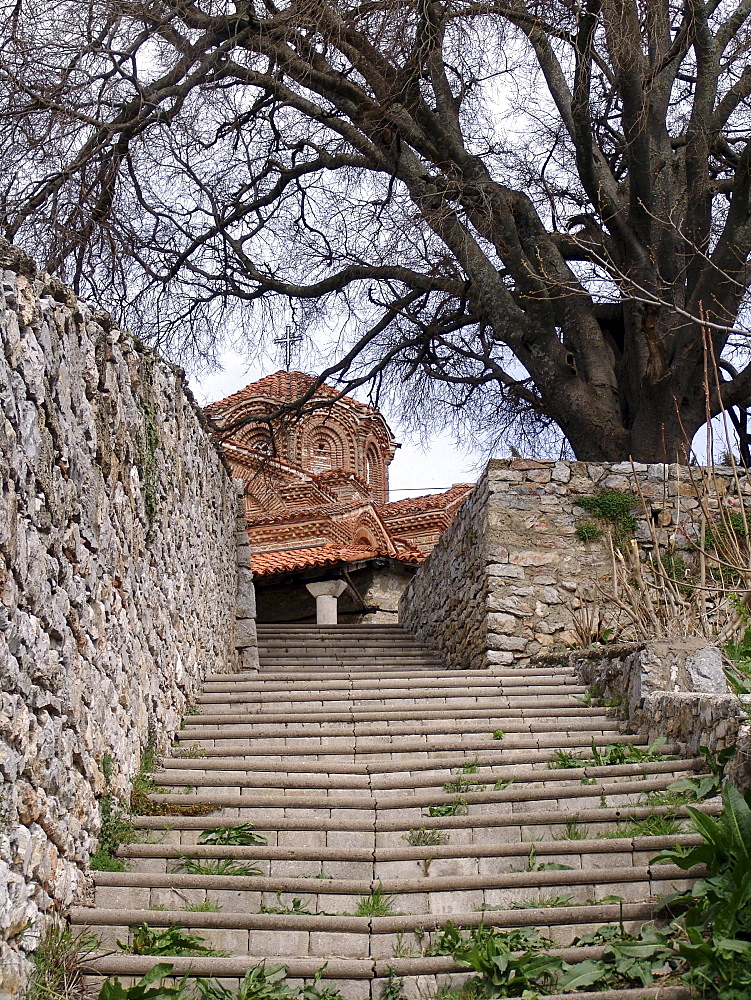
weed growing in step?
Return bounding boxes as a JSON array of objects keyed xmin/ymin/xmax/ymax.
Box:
[
  {"xmin": 429, "ymin": 924, "xmax": 562, "ymax": 995},
  {"xmin": 403, "ymin": 827, "xmax": 449, "ymax": 846},
  {"xmin": 379, "ymin": 970, "xmax": 406, "ymax": 1000},
  {"xmin": 391, "ymin": 931, "xmax": 419, "ymax": 958},
  {"xmin": 98, "ymin": 962, "xmax": 348, "ymax": 1000},
  {"xmin": 492, "ymin": 729, "xmax": 505, "ymax": 740},
  {"xmin": 260, "ymin": 892, "xmax": 312, "ymax": 914},
  {"xmin": 554, "ymin": 821, "xmax": 588, "ymax": 841},
  {"xmin": 98, "ymin": 963, "xmax": 188, "ymax": 1000},
  {"xmin": 645, "ymin": 744, "xmax": 735, "ymax": 806},
  {"xmin": 427, "ymin": 797, "xmax": 468, "ymax": 817},
  {"xmin": 601, "ymin": 812, "xmax": 686, "ymax": 838},
  {"xmin": 176, "ymin": 857, "xmax": 263, "ymax": 876},
  {"xmin": 118, "ymin": 922, "xmax": 226, "ymax": 956},
  {"xmin": 183, "ymin": 900, "xmax": 221, "ymax": 912},
  {"xmin": 171, "ymin": 743, "xmax": 206, "ymax": 759},
  {"xmin": 198, "ymin": 822, "xmax": 268, "ymax": 846},
  {"xmin": 510, "ymin": 893, "xmax": 574, "ymax": 909},
  {"xmin": 443, "ymin": 774, "xmax": 487, "ymax": 794},
  {"xmin": 185, "ymin": 704, "xmax": 201, "ymax": 716},
  {"xmin": 513, "ymin": 844, "xmax": 573, "ymax": 873},
  {"xmin": 492, "ymin": 777, "xmax": 514, "ymax": 791},
  {"xmin": 572, "ymin": 684, "xmax": 602, "ymax": 707},
  {"xmin": 26, "ymin": 920, "xmax": 100, "ymax": 1000},
  {"xmin": 548, "ymin": 737, "xmax": 671, "ymax": 770},
  {"xmin": 355, "ymin": 885, "xmax": 398, "ymax": 916},
  {"xmin": 196, "ymin": 963, "xmax": 293, "ymax": 1000}
]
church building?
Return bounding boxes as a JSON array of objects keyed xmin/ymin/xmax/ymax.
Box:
[{"xmin": 205, "ymin": 371, "xmax": 472, "ymax": 623}]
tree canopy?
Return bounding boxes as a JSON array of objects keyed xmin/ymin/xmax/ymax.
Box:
[{"xmin": 1, "ymin": 0, "xmax": 750, "ymax": 460}]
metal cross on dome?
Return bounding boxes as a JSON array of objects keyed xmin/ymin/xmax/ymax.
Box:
[{"xmin": 274, "ymin": 324, "xmax": 303, "ymax": 371}]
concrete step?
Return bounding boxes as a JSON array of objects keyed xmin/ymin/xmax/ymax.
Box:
[
  {"xmin": 175, "ymin": 718, "xmax": 620, "ymax": 743},
  {"xmin": 202, "ymin": 675, "xmax": 582, "ymax": 692},
  {"xmin": 157, "ymin": 757, "xmax": 697, "ymax": 791},
  {"xmin": 173, "ymin": 732, "xmax": 654, "ymax": 758},
  {"xmin": 186, "ymin": 705, "xmax": 603, "ymax": 724},
  {"xmin": 89, "ymin": 862, "xmax": 699, "ymax": 918},
  {"xmin": 85, "ymin": 625, "xmax": 705, "ymax": 999},
  {"xmin": 72, "ymin": 898, "xmax": 663, "ymax": 956}
]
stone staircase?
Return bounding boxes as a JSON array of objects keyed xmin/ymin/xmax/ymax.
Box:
[{"xmin": 77, "ymin": 624, "xmax": 708, "ymax": 999}]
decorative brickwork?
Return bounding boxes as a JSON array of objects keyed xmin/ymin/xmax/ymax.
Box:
[{"xmin": 206, "ymin": 372, "xmax": 473, "ymax": 583}]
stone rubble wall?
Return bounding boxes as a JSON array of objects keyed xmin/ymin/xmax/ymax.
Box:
[
  {"xmin": 0, "ymin": 252, "xmax": 241, "ymax": 993},
  {"xmin": 574, "ymin": 641, "xmax": 751, "ymax": 790},
  {"xmin": 398, "ymin": 473, "xmax": 490, "ymax": 667},
  {"xmin": 400, "ymin": 457, "xmax": 748, "ymax": 669}
]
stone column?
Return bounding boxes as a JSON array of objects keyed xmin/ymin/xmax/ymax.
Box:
[
  {"xmin": 306, "ymin": 580, "xmax": 348, "ymax": 625},
  {"xmin": 234, "ymin": 480, "xmax": 259, "ymax": 671}
]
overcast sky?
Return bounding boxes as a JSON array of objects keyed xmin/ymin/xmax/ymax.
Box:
[{"xmin": 190, "ymin": 348, "xmax": 485, "ymax": 498}]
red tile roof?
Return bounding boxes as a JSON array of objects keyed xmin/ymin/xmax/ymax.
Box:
[
  {"xmin": 207, "ymin": 371, "xmax": 375, "ymax": 416},
  {"xmin": 252, "ymin": 541, "xmax": 423, "ymax": 577},
  {"xmin": 382, "ymin": 483, "xmax": 474, "ymax": 516}
]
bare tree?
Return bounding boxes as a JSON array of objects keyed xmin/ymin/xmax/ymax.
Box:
[{"xmin": 0, "ymin": 0, "xmax": 750, "ymax": 460}]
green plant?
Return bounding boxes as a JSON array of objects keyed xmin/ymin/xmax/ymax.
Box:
[
  {"xmin": 355, "ymin": 885, "xmax": 397, "ymax": 917},
  {"xmin": 492, "ymin": 778, "xmax": 513, "ymax": 791},
  {"xmin": 183, "ymin": 900, "xmax": 221, "ymax": 912},
  {"xmin": 98, "ymin": 964, "xmax": 188, "ymax": 1000},
  {"xmin": 576, "ymin": 521, "xmax": 602, "ymax": 543},
  {"xmin": 90, "ymin": 794, "xmax": 133, "ymax": 871},
  {"xmin": 379, "ymin": 969, "xmax": 406, "ymax": 1000},
  {"xmin": 655, "ymin": 744, "xmax": 736, "ymax": 804},
  {"xmin": 299, "ymin": 965, "xmax": 346, "ymax": 1000},
  {"xmin": 429, "ymin": 923, "xmax": 563, "ymax": 997},
  {"xmin": 554, "ymin": 821, "xmax": 588, "ymax": 841},
  {"xmin": 444, "ymin": 774, "xmax": 487, "ymax": 794},
  {"xmin": 427, "ymin": 797, "xmax": 468, "ymax": 817},
  {"xmin": 492, "ymin": 730, "xmax": 505, "ymax": 740},
  {"xmin": 601, "ymin": 812, "xmax": 685, "ymax": 838},
  {"xmin": 177, "ymin": 857, "xmax": 263, "ymax": 876},
  {"xmin": 510, "ymin": 893, "xmax": 573, "ymax": 909},
  {"xmin": 195, "ymin": 963, "xmax": 294, "ymax": 1000},
  {"xmin": 26, "ymin": 920, "xmax": 100, "ymax": 1000},
  {"xmin": 172, "ymin": 743, "xmax": 206, "ymax": 758},
  {"xmin": 118, "ymin": 922, "xmax": 226, "ymax": 956},
  {"xmin": 391, "ymin": 932, "xmax": 418, "ymax": 959},
  {"xmin": 578, "ymin": 490, "xmax": 638, "ymax": 548},
  {"xmin": 548, "ymin": 737, "xmax": 670, "ymax": 770},
  {"xmin": 198, "ymin": 823, "xmax": 268, "ymax": 846},
  {"xmin": 260, "ymin": 893, "xmax": 312, "ymax": 915},
  {"xmin": 403, "ymin": 827, "xmax": 449, "ymax": 847}
]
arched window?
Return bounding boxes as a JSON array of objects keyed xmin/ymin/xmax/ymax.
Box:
[
  {"xmin": 365, "ymin": 443, "xmax": 384, "ymax": 499},
  {"xmin": 305, "ymin": 427, "xmax": 344, "ymax": 472}
]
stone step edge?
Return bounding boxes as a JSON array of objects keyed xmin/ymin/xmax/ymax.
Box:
[
  {"xmin": 174, "ymin": 722, "xmax": 621, "ymax": 743},
  {"xmin": 90, "ymin": 861, "xmax": 699, "ymax": 894},
  {"xmin": 155, "ymin": 758, "xmax": 699, "ymax": 785},
  {"xmin": 70, "ymin": 899, "xmax": 657, "ymax": 934},
  {"xmin": 145, "ymin": 773, "xmax": 686, "ymax": 810},
  {"xmin": 161, "ymin": 742, "xmax": 672, "ymax": 770},
  {"xmin": 129, "ymin": 800, "xmax": 720, "ymax": 833},
  {"xmin": 186, "ymin": 707, "xmax": 603, "ymax": 725},
  {"xmin": 171, "ymin": 735, "xmax": 626, "ymax": 755},
  {"xmin": 203, "ymin": 674, "xmax": 579, "ymax": 688},
  {"xmin": 117, "ymin": 832, "xmax": 702, "ymax": 862}
]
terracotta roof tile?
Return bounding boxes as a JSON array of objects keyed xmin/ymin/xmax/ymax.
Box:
[
  {"xmin": 382, "ymin": 483, "xmax": 474, "ymax": 517},
  {"xmin": 252, "ymin": 542, "xmax": 423, "ymax": 577},
  {"xmin": 207, "ymin": 371, "xmax": 374, "ymax": 416}
]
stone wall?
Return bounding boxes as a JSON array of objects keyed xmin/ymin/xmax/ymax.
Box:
[
  {"xmin": 0, "ymin": 250, "xmax": 241, "ymax": 992},
  {"xmin": 573, "ymin": 641, "xmax": 751, "ymax": 790},
  {"xmin": 399, "ymin": 457, "xmax": 749, "ymax": 669},
  {"xmin": 398, "ymin": 475, "xmax": 490, "ymax": 667}
]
